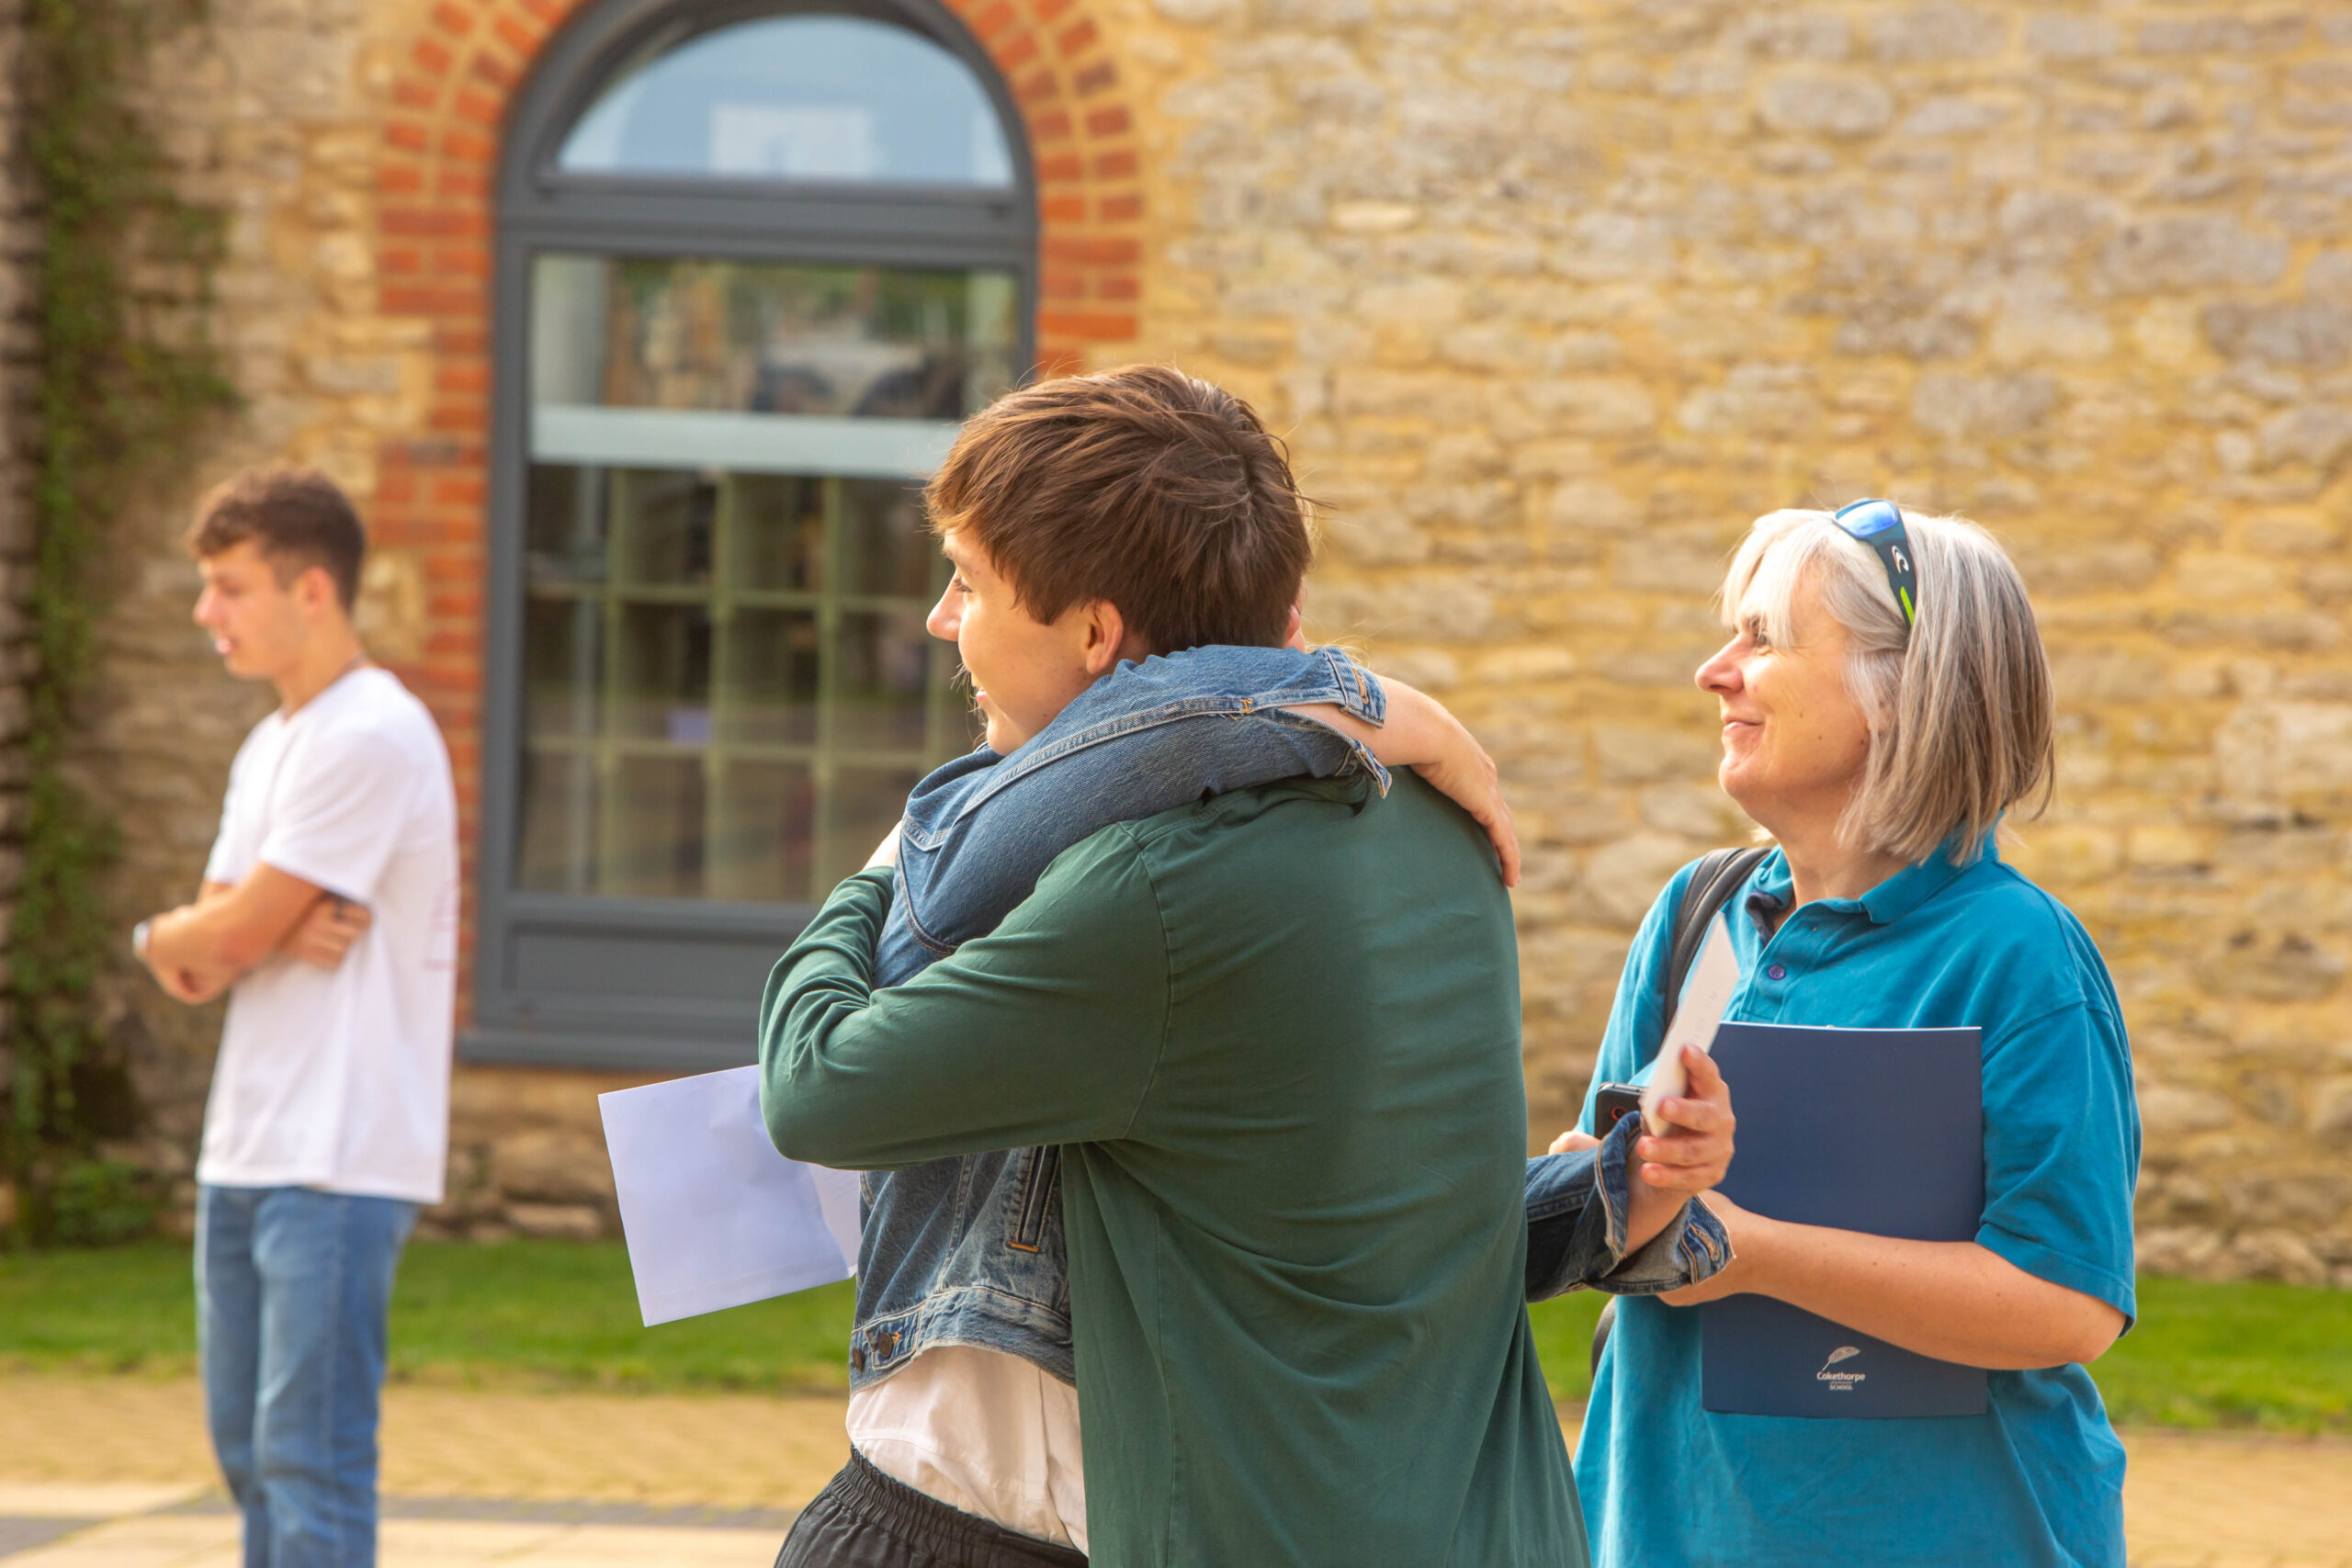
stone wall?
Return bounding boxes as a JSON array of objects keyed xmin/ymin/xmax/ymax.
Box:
[
  {"xmin": 66, "ymin": 0, "xmax": 2352, "ymax": 1280},
  {"xmin": 1126, "ymin": 0, "xmax": 2352, "ymax": 1285}
]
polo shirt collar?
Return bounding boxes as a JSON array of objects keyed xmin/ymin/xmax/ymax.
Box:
[
  {"xmin": 1861, "ymin": 829, "xmax": 1995, "ymax": 925},
  {"xmin": 1743, "ymin": 830, "xmax": 1995, "ymax": 928}
]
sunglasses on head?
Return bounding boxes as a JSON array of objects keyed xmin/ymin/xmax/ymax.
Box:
[{"xmin": 1833, "ymin": 498, "xmax": 1917, "ymax": 626}]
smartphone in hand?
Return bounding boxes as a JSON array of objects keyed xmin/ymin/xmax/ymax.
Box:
[{"xmin": 1594, "ymin": 1083, "xmax": 1644, "ymax": 1133}]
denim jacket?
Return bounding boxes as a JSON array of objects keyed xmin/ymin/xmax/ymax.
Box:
[
  {"xmin": 842, "ymin": 645, "xmax": 1728, "ymax": 1392},
  {"xmin": 873, "ymin": 644, "xmax": 1390, "ymax": 987}
]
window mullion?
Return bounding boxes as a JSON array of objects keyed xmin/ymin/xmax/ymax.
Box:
[
  {"xmin": 707, "ymin": 472, "xmax": 738, "ymax": 902},
  {"xmin": 813, "ymin": 475, "xmax": 846, "ymax": 890},
  {"xmin": 596, "ymin": 467, "xmax": 633, "ymax": 891},
  {"xmin": 564, "ymin": 465, "xmax": 605, "ymax": 893}
]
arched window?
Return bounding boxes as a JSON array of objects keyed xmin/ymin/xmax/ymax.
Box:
[{"xmin": 472, "ymin": 0, "xmax": 1028, "ymax": 1069}]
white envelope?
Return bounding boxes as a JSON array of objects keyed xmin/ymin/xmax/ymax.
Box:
[
  {"xmin": 1638, "ymin": 912, "xmax": 1743, "ymax": 1136},
  {"xmin": 597, "ymin": 1065, "xmax": 861, "ymax": 1326}
]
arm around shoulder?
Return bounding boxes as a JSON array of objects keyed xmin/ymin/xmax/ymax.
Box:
[
  {"xmin": 761, "ymin": 835, "xmax": 1170, "ymax": 1169},
  {"xmin": 1284, "ymin": 678, "xmax": 1520, "ymax": 884}
]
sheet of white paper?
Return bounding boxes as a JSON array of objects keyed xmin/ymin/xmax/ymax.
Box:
[
  {"xmin": 598, "ymin": 1065, "xmax": 860, "ymax": 1327},
  {"xmin": 1640, "ymin": 912, "xmax": 1743, "ymax": 1136}
]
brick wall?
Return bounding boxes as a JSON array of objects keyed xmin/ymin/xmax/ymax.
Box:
[{"xmin": 70, "ymin": 0, "xmax": 2352, "ymax": 1280}]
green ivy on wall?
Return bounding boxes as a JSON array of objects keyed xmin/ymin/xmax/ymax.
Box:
[{"xmin": 2, "ymin": 0, "xmax": 232, "ymax": 1245}]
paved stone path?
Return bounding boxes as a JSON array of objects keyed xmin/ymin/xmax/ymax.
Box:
[{"xmin": 2, "ymin": 1374, "xmax": 2346, "ymax": 1565}]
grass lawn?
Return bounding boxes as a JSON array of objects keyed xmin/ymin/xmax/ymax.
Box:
[
  {"xmin": 0, "ymin": 1238, "xmax": 854, "ymax": 1393},
  {"xmin": 5, "ymin": 1240, "xmax": 2348, "ymax": 1429},
  {"xmin": 1525, "ymin": 1275, "xmax": 2352, "ymax": 1431}
]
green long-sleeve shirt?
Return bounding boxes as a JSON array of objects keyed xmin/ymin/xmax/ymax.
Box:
[{"xmin": 761, "ymin": 774, "xmax": 1587, "ymax": 1567}]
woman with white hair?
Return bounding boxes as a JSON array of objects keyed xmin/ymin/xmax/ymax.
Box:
[{"xmin": 1566, "ymin": 502, "xmax": 2140, "ymax": 1566}]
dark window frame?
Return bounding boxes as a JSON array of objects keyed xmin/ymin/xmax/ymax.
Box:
[{"xmin": 467, "ymin": 0, "xmax": 1035, "ymax": 1071}]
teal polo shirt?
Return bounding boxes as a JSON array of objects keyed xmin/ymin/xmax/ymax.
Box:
[{"xmin": 1573, "ymin": 838, "xmax": 2140, "ymax": 1568}]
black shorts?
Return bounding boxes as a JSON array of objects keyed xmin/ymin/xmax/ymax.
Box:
[{"xmin": 775, "ymin": 1450, "xmax": 1088, "ymax": 1568}]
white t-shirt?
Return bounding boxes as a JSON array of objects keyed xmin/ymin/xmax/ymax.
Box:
[
  {"xmin": 195, "ymin": 667, "xmax": 459, "ymax": 1204},
  {"xmin": 849, "ymin": 1344, "xmax": 1088, "ymax": 1552}
]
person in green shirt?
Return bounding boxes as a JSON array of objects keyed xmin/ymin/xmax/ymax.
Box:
[{"xmin": 762, "ymin": 365, "xmax": 1735, "ymax": 1567}]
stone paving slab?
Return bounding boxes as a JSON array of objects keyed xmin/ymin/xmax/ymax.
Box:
[
  {"xmin": 2112, "ymin": 1427, "xmax": 2352, "ymax": 1568},
  {"xmin": 0, "ymin": 1375, "xmax": 848, "ymax": 1508},
  {"xmin": 4, "ymin": 1374, "xmax": 2348, "ymax": 1566},
  {"xmin": 156, "ymin": 1493, "xmax": 800, "ymax": 1532},
  {"xmin": 0, "ymin": 1513, "xmax": 786, "ymax": 1568},
  {"xmin": 0, "ymin": 1525, "xmax": 92, "ymax": 1562},
  {"xmin": 0, "ymin": 1495, "xmax": 194, "ymax": 1522}
]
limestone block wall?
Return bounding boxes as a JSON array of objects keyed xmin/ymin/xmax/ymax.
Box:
[
  {"xmin": 1124, "ymin": 1, "xmax": 2352, "ymax": 1285},
  {"xmin": 61, "ymin": 0, "xmax": 2352, "ymax": 1280}
]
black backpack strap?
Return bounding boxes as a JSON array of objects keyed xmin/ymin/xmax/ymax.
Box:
[
  {"xmin": 1651, "ymin": 845, "xmax": 1771, "ymax": 1066},
  {"xmin": 1589, "ymin": 843, "xmax": 1770, "ymax": 1379}
]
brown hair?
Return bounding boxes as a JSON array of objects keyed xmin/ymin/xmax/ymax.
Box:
[
  {"xmin": 925, "ymin": 365, "xmax": 1313, "ymax": 652},
  {"xmin": 186, "ymin": 467, "xmax": 368, "ymax": 610}
]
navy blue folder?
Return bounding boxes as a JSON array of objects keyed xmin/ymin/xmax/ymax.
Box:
[{"xmin": 1700, "ymin": 1021, "xmax": 1986, "ymax": 1419}]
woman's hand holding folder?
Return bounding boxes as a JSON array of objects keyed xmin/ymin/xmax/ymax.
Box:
[{"xmin": 1655, "ymin": 1193, "xmax": 2126, "ymax": 1369}]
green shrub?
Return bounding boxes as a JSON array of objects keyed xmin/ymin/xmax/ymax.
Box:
[{"xmin": 43, "ymin": 1159, "xmax": 164, "ymax": 1248}]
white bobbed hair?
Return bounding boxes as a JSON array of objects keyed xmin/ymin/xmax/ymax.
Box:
[{"xmin": 1718, "ymin": 506, "xmax": 2055, "ymax": 865}]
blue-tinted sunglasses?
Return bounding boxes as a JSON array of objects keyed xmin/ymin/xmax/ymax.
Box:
[{"xmin": 1834, "ymin": 498, "xmax": 1917, "ymax": 626}]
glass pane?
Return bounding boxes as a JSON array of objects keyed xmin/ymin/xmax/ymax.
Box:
[
  {"xmin": 532, "ymin": 255, "xmax": 1017, "ymax": 423},
  {"xmin": 514, "ymin": 251, "xmax": 991, "ymax": 906},
  {"xmin": 558, "ymin": 14, "xmax": 1015, "ymax": 186},
  {"xmin": 718, "ymin": 610, "xmax": 821, "ymax": 747},
  {"xmin": 833, "ymin": 609, "xmax": 932, "ymax": 752},
  {"xmin": 614, "ymin": 603, "xmax": 713, "ymax": 742},
  {"xmin": 525, "ymin": 461, "xmax": 607, "ymax": 587},
  {"xmin": 710, "ymin": 761, "xmax": 817, "ymax": 903},
  {"xmin": 516, "ymin": 747, "xmax": 598, "ymax": 895},
  {"xmin": 522, "ymin": 597, "xmax": 602, "ymax": 739},
  {"xmin": 837, "ymin": 480, "xmax": 935, "ymax": 598},
  {"xmin": 823, "ymin": 766, "xmax": 922, "ymax": 888},
  {"xmin": 605, "ymin": 756, "xmax": 708, "ymax": 898},
  {"xmin": 613, "ymin": 470, "xmax": 716, "ymax": 588},
  {"xmin": 729, "ymin": 474, "xmax": 826, "ymax": 592}
]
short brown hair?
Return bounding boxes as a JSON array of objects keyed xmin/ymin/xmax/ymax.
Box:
[
  {"xmin": 187, "ymin": 467, "xmax": 367, "ymax": 610},
  {"xmin": 926, "ymin": 365, "xmax": 1312, "ymax": 652}
]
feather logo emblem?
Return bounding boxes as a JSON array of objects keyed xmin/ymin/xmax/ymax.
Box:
[{"xmin": 1816, "ymin": 1346, "xmax": 1867, "ymax": 1390}]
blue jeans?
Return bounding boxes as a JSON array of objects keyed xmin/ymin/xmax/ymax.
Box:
[{"xmin": 197, "ymin": 1185, "xmax": 416, "ymax": 1568}]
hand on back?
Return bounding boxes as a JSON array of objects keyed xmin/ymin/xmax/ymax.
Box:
[
  {"xmin": 1358, "ymin": 680, "xmax": 1521, "ymax": 886},
  {"xmin": 1405, "ymin": 722, "xmax": 1520, "ymax": 887}
]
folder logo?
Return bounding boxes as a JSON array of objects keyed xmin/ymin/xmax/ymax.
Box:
[{"xmin": 1816, "ymin": 1346, "xmax": 1867, "ymax": 1391}]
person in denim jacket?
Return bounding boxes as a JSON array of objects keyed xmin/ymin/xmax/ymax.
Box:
[
  {"xmin": 764, "ymin": 366, "xmax": 1736, "ymax": 1568},
  {"xmin": 875, "ymin": 641, "xmax": 1402, "ymax": 987}
]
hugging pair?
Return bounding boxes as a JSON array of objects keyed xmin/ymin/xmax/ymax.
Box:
[{"xmin": 758, "ymin": 365, "xmax": 1736, "ymax": 1568}]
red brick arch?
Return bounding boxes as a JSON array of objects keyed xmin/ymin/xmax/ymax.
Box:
[{"xmin": 370, "ymin": 0, "xmax": 1144, "ymax": 1017}]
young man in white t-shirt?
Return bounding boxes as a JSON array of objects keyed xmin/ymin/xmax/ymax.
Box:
[{"xmin": 135, "ymin": 468, "xmax": 457, "ymax": 1568}]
